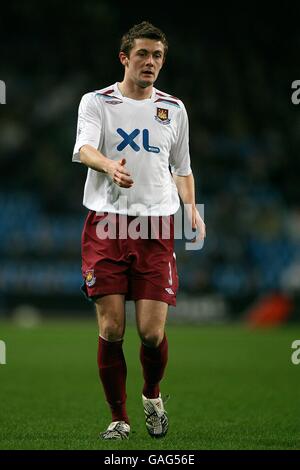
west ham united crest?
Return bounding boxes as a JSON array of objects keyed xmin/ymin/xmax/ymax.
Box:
[
  {"xmin": 155, "ymin": 107, "xmax": 171, "ymax": 125},
  {"xmin": 85, "ymin": 269, "xmax": 96, "ymax": 287}
]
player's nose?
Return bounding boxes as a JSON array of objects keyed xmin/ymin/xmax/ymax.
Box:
[{"xmin": 145, "ymin": 55, "xmax": 154, "ymax": 66}]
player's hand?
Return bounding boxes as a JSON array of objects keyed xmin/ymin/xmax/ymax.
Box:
[
  {"xmin": 107, "ymin": 158, "xmax": 134, "ymax": 188},
  {"xmin": 192, "ymin": 206, "xmax": 206, "ymax": 242},
  {"xmin": 187, "ymin": 205, "xmax": 205, "ymax": 242}
]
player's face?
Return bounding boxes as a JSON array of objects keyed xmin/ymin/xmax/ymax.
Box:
[{"xmin": 125, "ymin": 38, "xmax": 165, "ymax": 88}]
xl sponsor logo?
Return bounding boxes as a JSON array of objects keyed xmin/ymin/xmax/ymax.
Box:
[{"xmin": 117, "ymin": 128, "xmax": 160, "ymax": 153}]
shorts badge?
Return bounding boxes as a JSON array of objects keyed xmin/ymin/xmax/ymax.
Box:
[
  {"xmin": 155, "ymin": 107, "xmax": 170, "ymax": 125},
  {"xmin": 85, "ymin": 269, "xmax": 96, "ymax": 287}
]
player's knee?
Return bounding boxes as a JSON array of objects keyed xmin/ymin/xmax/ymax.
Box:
[
  {"xmin": 140, "ymin": 330, "xmax": 164, "ymax": 348},
  {"xmin": 100, "ymin": 318, "xmax": 124, "ymax": 341}
]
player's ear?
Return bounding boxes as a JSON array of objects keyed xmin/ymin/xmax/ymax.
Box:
[{"xmin": 119, "ymin": 52, "xmax": 129, "ymax": 67}]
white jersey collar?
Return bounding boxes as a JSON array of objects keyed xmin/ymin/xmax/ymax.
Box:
[{"xmin": 114, "ymin": 82, "xmax": 156, "ymax": 102}]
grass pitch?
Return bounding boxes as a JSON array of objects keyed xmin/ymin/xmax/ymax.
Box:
[{"xmin": 0, "ymin": 319, "xmax": 299, "ymax": 450}]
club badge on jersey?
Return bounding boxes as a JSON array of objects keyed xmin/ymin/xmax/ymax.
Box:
[{"xmin": 155, "ymin": 107, "xmax": 170, "ymax": 125}]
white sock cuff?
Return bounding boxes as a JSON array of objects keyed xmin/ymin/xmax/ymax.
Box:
[{"xmin": 99, "ymin": 334, "xmax": 124, "ymax": 343}]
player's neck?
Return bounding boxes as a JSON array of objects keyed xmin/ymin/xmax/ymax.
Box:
[{"xmin": 118, "ymin": 81, "xmax": 153, "ymax": 101}]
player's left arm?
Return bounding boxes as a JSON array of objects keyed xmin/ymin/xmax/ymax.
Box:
[
  {"xmin": 170, "ymin": 103, "xmax": 205, "ymax": 241},
  {"xmin": 173, "ymin": 173, "xmax": 206, "ymax": 241}
]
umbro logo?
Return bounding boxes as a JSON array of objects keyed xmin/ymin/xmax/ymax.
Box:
[
  {"xmin": 165, "ymin": 287, "xmax": 174, "ymax": 295},
  {"xmin": 105, "ymin": 100, "xmax": 123, "ymax": 105}
]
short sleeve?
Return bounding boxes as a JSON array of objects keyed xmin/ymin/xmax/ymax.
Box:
[
  {"xmin": 169, "ymin": 104, "xmax": 192, "ymax": 176},
  {"xmin": 72, "ymin": 93, "xmax": 102, "ymax": 162}
]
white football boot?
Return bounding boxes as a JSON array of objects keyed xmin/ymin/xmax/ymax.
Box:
[
  {"xmin": 100, "ymin": 421, "xmax": 130, "ymax": 440},
  {"xmin": 142, "ymin": 393, "xmax": 169, "ymax": 438}
]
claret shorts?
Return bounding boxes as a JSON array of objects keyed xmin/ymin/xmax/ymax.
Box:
[{"xmin": 81, "ymin": 211, "xmax": 178, "ymax": 306}]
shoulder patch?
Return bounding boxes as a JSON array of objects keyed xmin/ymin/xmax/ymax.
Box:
[
  {"xmin": 156, "ymin": 91, "xmax": 179, "ymax": 100},
  {"xmin": 154, "ymin": 97, "xmax": 181, "ymax": 108},
  {"xmin": 95, "ymin": 92, "xmax": 123, "ymax": 104}
]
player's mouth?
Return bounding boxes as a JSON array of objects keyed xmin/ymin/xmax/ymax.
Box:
[{"xmin": 141, "ymin": 70, "xmax": 154, "ymax": 77}]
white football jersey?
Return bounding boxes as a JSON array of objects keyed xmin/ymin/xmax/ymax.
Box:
[{"xmin": 73, "ymin": 82, "xmax": 191, "ymax": 216}]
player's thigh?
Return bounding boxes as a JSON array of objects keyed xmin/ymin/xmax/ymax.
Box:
[
  {"xmin": 95, "ymin": 294, "xmax": 126, "ymax": 340},
  {"xmin": 135, "ymin": 299, "xmax": 168, "ymax": 347},
  {"xmin": 81, "ymin": 212, "xmax": 129, "ymax": 299}
]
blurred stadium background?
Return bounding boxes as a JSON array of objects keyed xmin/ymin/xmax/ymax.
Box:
[
  {"xmin": 0, "ymin": 1, "xmax": 299, "ymax": 326},
  {"xmin": 1, "ymin": 1, "xmax": 300, "ymax": 451}
]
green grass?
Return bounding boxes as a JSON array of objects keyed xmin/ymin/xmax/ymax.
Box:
[{"xmin": 0, "ymin": 320, "xmax": 300, "ymax": 449}]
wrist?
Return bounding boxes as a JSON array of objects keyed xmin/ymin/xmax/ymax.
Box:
[{"xmin": 102, "ymin": 158, "xmax": 113, "ymax": 175}]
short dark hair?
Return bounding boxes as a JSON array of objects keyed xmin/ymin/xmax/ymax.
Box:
[{"xmin": 120, "ymin": 21, "xmax": 168, "ymax": 58}]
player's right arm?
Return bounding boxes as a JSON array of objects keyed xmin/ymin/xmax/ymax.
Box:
[
  {"xmin": 73, "ymin": 93, "xmax": 133, "ymax": 188},
  {"xmin": 79, "ymin": 145, "xmax": 133, "ymax": 188}
]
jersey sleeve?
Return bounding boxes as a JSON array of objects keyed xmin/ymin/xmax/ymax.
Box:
[
  {"xmin": 72, "ymin": 93, "xmax": 102, "ymax": 162},
  {"xmin": 169, "ymin": 103, "xmax": 192, "ymax": 176}
]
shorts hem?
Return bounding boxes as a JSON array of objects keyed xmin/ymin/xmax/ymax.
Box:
[
  {"xmin": 81, "ymin": 283, "xmax": 127, "ymax": 302},
  {"xmin": 128, "ymin": 278, "xmax": 177, "ymax": 306},
  {"xmin": 130, "ymin": 295, "xmax": 176, "ymax": 307}
]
